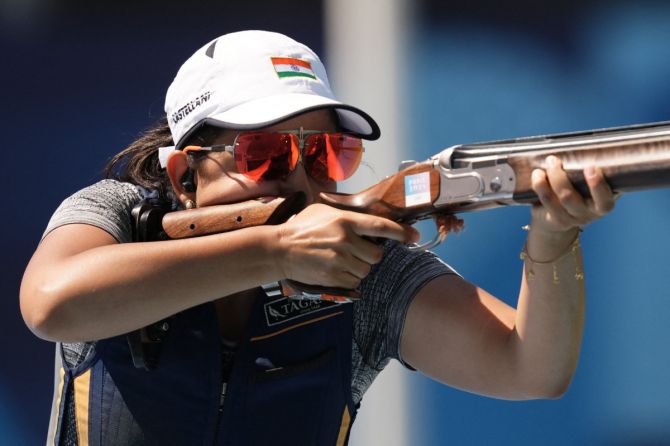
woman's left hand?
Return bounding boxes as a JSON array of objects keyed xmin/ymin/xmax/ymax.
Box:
[{"xmin": 530, "ymin": 155, "xmax": 616, "ymax": 234}]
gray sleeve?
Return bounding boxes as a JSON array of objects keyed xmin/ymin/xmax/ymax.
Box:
[
  {"xmin": 42, "ymin": 179, "xmax": 144, "ymax": 243},
  {"xmin": 354, "ymin": 240, "xmax": 457, "ymax": 371}
]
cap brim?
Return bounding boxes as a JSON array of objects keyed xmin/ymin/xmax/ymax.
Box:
[{"xmin": 175, "ymin": 93, "xmax": 380, "ymax": 149}]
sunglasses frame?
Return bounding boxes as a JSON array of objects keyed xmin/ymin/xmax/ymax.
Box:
[{"xmin": 182, "ymin": 127, "xmax": 365, "ymax": 181}]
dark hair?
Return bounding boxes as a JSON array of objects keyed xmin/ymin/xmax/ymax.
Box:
[
  {"xmin": 104, "ymin": 117, "xmax": 174, "ymax": 197},
  {"xmin": 104, "ymin": 118, "xmax": 224, "ymax": 199}
]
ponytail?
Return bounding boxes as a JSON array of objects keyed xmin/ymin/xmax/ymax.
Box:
[{"xmin": 104, "ymin": 118, "xmax": 174, "ymax": 198}]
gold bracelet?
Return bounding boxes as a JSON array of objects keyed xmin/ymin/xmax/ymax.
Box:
[{"xmin": 520, "ymin": 230, "xmax": 583, "ymax": 285}]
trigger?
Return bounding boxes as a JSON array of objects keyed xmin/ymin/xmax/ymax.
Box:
[{"xmin": 408, "ymin": 214, "xmax": 464, "ymax": 251}]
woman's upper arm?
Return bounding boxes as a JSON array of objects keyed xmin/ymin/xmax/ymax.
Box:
[
  {"xmin": 35, "ymin": 224, "xmax": 119, "ymax": 260},
  {"xmin": 400, "ymin": 273, "xmax": 520, "ymax": 398},
  {"xmin": 20, "ymin": 224, "xmax": 118, "ymax": 331}
]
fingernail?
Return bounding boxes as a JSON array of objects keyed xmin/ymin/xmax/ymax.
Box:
[
  {"xmin": 585, "ymin": 166, "xmax": 596, "ymax": 178},
  {"xmin": 546, "ymin": 155, "xmax": 559, "ymax": 167},
  {"xmin": 532, "ymin": 169, "xmax": 544, "ymax": 182}
]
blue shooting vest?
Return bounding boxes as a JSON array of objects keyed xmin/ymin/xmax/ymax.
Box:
[{"xmin": 51, "ymin": 290, "xmax": 357, "ymax": 445}]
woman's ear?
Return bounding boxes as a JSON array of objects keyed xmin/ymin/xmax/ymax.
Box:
[{"xmin": 166, "ymin": 151, "xmax": 196, "ymax": 203}]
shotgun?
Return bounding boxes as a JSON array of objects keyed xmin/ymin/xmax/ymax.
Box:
[
  {"xmin": 128, "ymin": 121, "xmax": 670, "ymax": 370},
  {"xmin": 127, "ymin": 121, "xmax": 670, "ymax": 368},
  {"xmin": 152, "ymin": 119, "xmax": 670, "ymax": 302},
  {"xmin": 161, "ymin": 120, "xmax": 670, "ymax": 250}
]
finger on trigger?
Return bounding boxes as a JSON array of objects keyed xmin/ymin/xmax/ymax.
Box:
[
  {"xmin": 352, "ymin": 214, "xmax": 418, "ymax": 243},
  {"xmin": 403, "ymin": 224, "xmax": 421, "ymax": 243}
]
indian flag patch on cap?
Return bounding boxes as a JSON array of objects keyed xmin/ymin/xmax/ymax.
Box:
[{"xmin": 271, "ymin": 57, "xmax": 317, "ymax": 80}]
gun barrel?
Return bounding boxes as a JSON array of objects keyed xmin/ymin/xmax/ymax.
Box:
[{"xmin": 448, "ymin": 122, "xmax": 670, "ymax": 203}]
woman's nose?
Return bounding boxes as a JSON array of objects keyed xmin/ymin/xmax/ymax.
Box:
[{"xmin": 280, "ymin": 164, "xmax": 317, "ymax": 203}]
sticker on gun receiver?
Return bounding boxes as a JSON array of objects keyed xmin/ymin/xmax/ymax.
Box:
[{"xmin": 404, "ymin": 172, "xmax": 431, "ymax": 207}]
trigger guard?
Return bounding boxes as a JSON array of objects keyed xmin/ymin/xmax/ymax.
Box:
[{"xmin": 408, "ymin": 231, "xmax": 444, "ymax": 251}]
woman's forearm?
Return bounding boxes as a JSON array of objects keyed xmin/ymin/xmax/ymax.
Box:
[
  {"xmin": 511, "ymin": 226, "xmax": 585, "ymax": 397},
  {"xmin": 21, "ymin": 203, "xmax": 412, "ymax": 343},
  {"xmin": 21, "ymin": 224, "xmax": 282, "ymax": 342}
]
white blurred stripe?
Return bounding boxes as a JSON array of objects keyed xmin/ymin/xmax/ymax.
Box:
[
  {"xmin": 324, "ymin": 0, "xmax": 414, "ymax": 192},
  {"xmin": 324, "ymin": 0, "xmax": 414, "ymax": 444},
  {"xmin": 351, "ymin": 362, "xmax": 412, "ymax": 446}
]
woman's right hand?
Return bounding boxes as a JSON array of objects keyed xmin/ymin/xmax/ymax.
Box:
[{"xmin": 274, "ymin": 204, "xmax": 419, "ymax": 289}]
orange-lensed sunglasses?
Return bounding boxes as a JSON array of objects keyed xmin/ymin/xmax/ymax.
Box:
[{"xmin": 182, "ymin": 128, "xmax": 364, "ymax": 182}]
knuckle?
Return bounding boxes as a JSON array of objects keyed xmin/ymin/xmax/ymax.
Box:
[
  {"xmin": 557, "ymin": 189, "xmax": 576, "ymax": 204},
  {"xmin": 589, "ymin": 175, "xmax": 604, "ymax": 187},
  {"xmin": 373, "ymin": 247, "xmax": 384, "ymax": 264},
  {"xmin": 370, "ymin": 218, "xmax": 386, "ymax": 233},
  {"xmin": 333, "ymin": 232, "xmax": 348, "ymax": 245},
  {"xmin": 332, "ymin": 215, "xmax": 347, "ymax": 227},
  {"xmin": 328, "ymin": 249, "xmax": 341, "ymax": 262},
  {"xmin": 348, "ymin": 276, "xmax": 362, "ymax": 289},
  {"xmin": 318, "ymin": 251, "xmax": 336, "ymax": 268},
  {"xmin": 531, "ymin": 176, "xmax": 546, "ymax": 192}
]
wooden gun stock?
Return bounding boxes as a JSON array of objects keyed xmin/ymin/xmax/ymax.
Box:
[{"xmin": 161, "ymin": 193, "xmax": 306, "ymax": 240}]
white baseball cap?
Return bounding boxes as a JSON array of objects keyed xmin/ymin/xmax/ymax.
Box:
[{"xmin": 163, "ymin": 30, "xmax": 380, "ymax": 151}]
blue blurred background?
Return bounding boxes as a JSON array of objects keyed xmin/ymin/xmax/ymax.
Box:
[
  {"xmin": 410, "ymin": 1, "xmax": 670, "ymax": 444},
  {"xmin": 3, "ymin": 1, "xmax": 669, "ymax": 444}
]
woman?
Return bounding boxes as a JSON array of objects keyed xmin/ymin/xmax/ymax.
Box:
[{"xmin": 21, "ymin": 30, "xmax": 615, "ymax": 446}]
